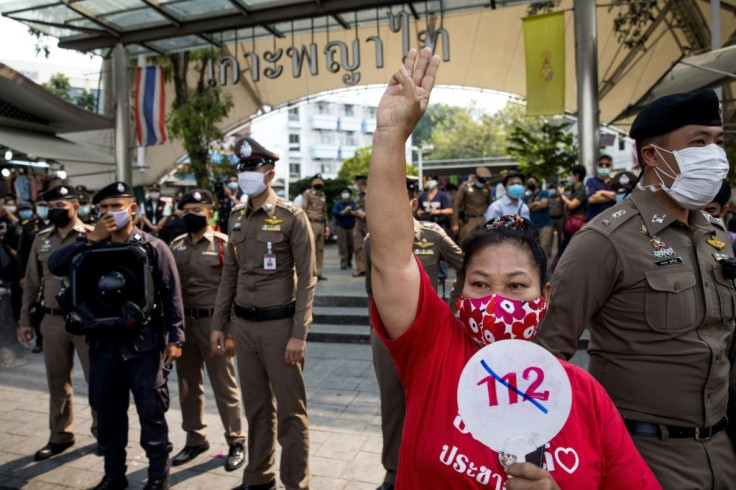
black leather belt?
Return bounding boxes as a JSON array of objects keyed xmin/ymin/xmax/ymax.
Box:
[
  {"xmin": 234, "ymin": 302, "xmax": 295, "ymax": 322},
  {"xmin": 467, "ymin": 214, "xmax": 485, "ymax": 218},
  {"xmin": 43, "ymin": 307, "xmax": 63, "ymax": 316},
  {"xmin": 184, "ymin": 307, "xmax": 213, "ymax": 319},
  {"xmin": 309, "ymin": 219, "xmax": 325, "ymax": 223},
  {"xmin": 624, "ymin": 416, "xmax": 728, "ymax": 442}
]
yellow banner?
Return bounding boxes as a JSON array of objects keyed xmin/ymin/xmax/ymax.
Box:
[{"xmin": 523, "ymin": 12, "xmax": 565, "ymax": 116}]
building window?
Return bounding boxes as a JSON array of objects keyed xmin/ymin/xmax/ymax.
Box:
[
  {"xmin": 320, "ymin": 132, "xmax": 333, "ymax": 144},
  {"xmin": 288, "ymin": 107, "xmax": 299, "ymax": 121},
  {"xmin": 290, "ymin": 161, "xmax": 301, "ymax": 177},
  {"xmin": 345, "ymin": 134, "xmax": 357, "ymax": 145},
  {"xmin": 317, "ymin": 102, "xmax": 329, "ymax": 114},
  {"xmin": 321, "ymin": 163, "xmax": 332, "ymax": 174},
  {"xmin": 344, "ymin": 104, "xmax": 354, "ymax": 117},
  {"xmin": 289, "ymin": 133, "xmax": 300, "ymax": 150},
  {"xmin": 618, "ymin": 137, "xmax": 626, "ymax": 151}
]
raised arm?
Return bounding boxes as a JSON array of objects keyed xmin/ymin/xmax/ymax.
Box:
[{"xmin": 367, "ymin": 48, "xmax": 440, "ymax": 338}]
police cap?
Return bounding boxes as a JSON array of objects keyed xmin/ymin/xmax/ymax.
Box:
[
  {"xmin": 233, "ymin": 136, "xmax": 279, "ymax": 170},
  {"xmin": 406, "ymin": 176, "xmax": 420, "ymax": 197},
  {"xmin": 43, "ymin": 185, "xmax": 76, "ymax": 202},
  {"xmin": 354, "ymin": 174, "xmax": 367, "ymax": 182},
  {"xmin": 77, "ymin": 191, "xmax": 91, "ymax": 204},
  {"xmin": 178, "ymin": 189, "xmax": 214, "ymax": 209},
  {"xmin": 629, "ymin": 89, "xmax": 722, "ymax": 141},
  {"xmin": 18, "ymin": 200, "xmax": 32, "ymax": 211},
  {"xmin": 312, "ymin": 173, "xmax": 323, "ymax": 182},
  {"xmin": 475, "ymin": 167, "xmax": 491, "ymax": 181},
  {"xmin": 149, "ymin": 183, "xmax": 161, "ymax": 191},
  {"xmin": 92, "ymin": 182, "xmax": 135, "ymax": 205}
]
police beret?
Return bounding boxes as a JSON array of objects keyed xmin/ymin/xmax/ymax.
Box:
[
  {"xmin": 177, "ymin": 189, "xmax": 214, "ymax": 209},
  {"xmin": 312, "ymin": 173, "xmax": 323, "ymax": 181},
  {"xmin": 354, "ymin": 174, "xmax": 367, "ymax": 181},
  {"xmin": 149, "ymin": 183, "xmax": 161, "ymax": 191},
  {"xmin": 92, "ymin": 181, "xmax": 135, "ymax": 204},
  {"xmin": 76, "ymin": 191, "xmax": 91, "ymax": 204},
  {"xmin": 233, "ymin": 136, "xmax": 279, "ymax": 169},
  {"xmin": 475, "ymin": 167, "xmax": 491, "ymax": 180},
  {"xmin": 75, "ymin": 185, "xmax": 89, "ymax": 193},
  {"xmin": 18, "ymin": 201, "xmax": 32, "ymax": 211},
  {"xmin": 629, "ymin": 89, "xmax": 722, "ymax": 141},
  {"xmin": 43, "ymin": 185, "xmax": 76, "ymax": 202}
]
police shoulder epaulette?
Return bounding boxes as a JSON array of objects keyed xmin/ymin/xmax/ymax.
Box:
[
  {"xmin": 420, "ymin": 221, "xmax": 443, "ymax": 233},
  {"xmin": 170, "ymin": 233, "xmax": 187, "ymax": 247},
  {"xmin": 587, "ymin": 202, "xmax": 639, "ymax": 236},
  {"xmin": 37, "ymin": 226, "xmax": 54, "ymax": 236},
  {"xmin": 82, "ymin": 223, "xmax": 95, "ymax": 233},
  {"xmin": 212, "ymin": 230, "xmax": 229, "ymax": 242},
  {"xmin": 702, "ymin": 211, "xmax": 727, "ymax": 231},
  {"xmin": 277, "ymin": 199, "xmax": 300, "ymax": 215},
  {"xmin": 231, "ymin": 201, "xmax": 248, "ymax": 214}
]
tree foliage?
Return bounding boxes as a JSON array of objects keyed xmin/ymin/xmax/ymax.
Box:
[
  {"xmin": 412, "ymin": 104, "xmax": 468, "ymax": 146},
  {"xmin": 164, "ymin": 49, "xmax": 234, "ymax": 189},
  {"xmin": 608, "ymin": 0, "xmax": 657, "ymax": 49},
  {"xmin": 505, "ymin": 120, "xmax": 578, "ymax": 181},
  {"xmin": 42, "ymin": 73, "xmax": 98, "ymax": 111}
]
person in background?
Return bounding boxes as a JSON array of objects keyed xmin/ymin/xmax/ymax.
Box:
[
  {"xmin": 17, "ymin": 200, "xmax": 44, "ymax": 352},
  {"xmin": 301, "ymin": 174, "xmax": 328, "ymax": 281},
  {"xmin": 76, "ymin": 190, "xmax": 97, "ymax": 226},
  {"xmin": 352, "ymin": 175, "xmax": 368, "ymax": 277},
  {"xmin": 585, "ymin": 154, "xmax": 617, "ymax": 221},
  {"xmin": 169, "ymin": 189, "xmax": 246, "ymax": 472},
  {"xmin": 35, "ymin": 199, "xmax": 50, "ymax": 227},
  {"xmin": 139, "ymin": 184, "xmax": 170, "ymax": 236},
  {"xmin": 159, "ymin": 190, "xmax": 189, "ymax": 245},
  {"xmin": 1, "ymin": 195, "xmax": 21, "ymax": 321},
  {"xmin": 219, "ymin": 175, "xmax": 243, "ymax": 232},
  {"xmin": 417, "ymin": 175, "xmax": 453, "ymax": 231},
  {"xmin": 702, "ymin": 179, "xmax": 736, "ymax": 256},
  {"xmin": 332, "ymin": 187, "xmax": 356, "ymax": 271},
  {"xmin": 484, "ymin": 173, "xmax": 530, "ymax": 221},
  {"xmin": 451, "ymin": 167, "xmax": 492, "ymax": 245},
  {"xmin": 547, "ymin": 183, "xmax": 565, "ymax": 257},
  {"xmin": 555, "ymin": 165, "xmax": 587, "ymax": 259},
  {"xmin": 523, "ymin": 176, "xmax": 553, "ymax": 258}
]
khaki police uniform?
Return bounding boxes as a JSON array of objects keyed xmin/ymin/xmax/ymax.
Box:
[
  {"xmin": 365, "ymin": 219, "xmax": 463, "ymax": 485},
  {"xmin": 353, "ymin": 189, "xmax": 368, "ymax": 274},
  {"xmin": 301, "ymin": 188, "xmax": 326, "ymax": 277},
  {"xmin": 538, "ymin": 188, "xmax": 736, "ymax": 489},
  {"xmin": 20, "ymin": 220, "xmax": 97, "ymax": 444},
  {"xmin": 170, "ymin": 229, "xmax": 245, "ymax": 448},
  {"xmin": 452, "ymin": 179, "xmax": 492, "ymax": 245},
  {"xmin": 212, "ymin": 190, "xmax": 316, "ymax": 489}
]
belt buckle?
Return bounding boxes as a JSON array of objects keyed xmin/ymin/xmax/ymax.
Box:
[
  {"xmin": 694, "ymin": 426, "xmax": 712, "ymax": 442},
  {"xmin": 188, "ymin": 309, "xmax": 197, "ymax": 319}
]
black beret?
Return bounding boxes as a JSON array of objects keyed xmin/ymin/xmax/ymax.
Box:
[
  {"xmin": 233, "ymin": 136, "xmax": 279, "ymax": 170},
  {"xmin": 75, "ymin": 185, "xmax": 89, "ymax": 193},
  {"xmin": 354, "ymin": 174, "xmax": 367, "ymax": 181},
  {"xmin": 178, "ymin": 189, "xmax": 214, "ymax": 209},
  {"xmin": 92, "ymin": 182, "xmax": 134, "ymax": 205},
  {"xmin": 18, "ymin": 201, "xmax": 32, "ymax": 211},
  {"xmin": 76, "ymin": 191, "xmax": 91, "ymax": 204},
  {"xmin": 629, "ymin": 89, "xmax": 722, "ymax": 141},
  {"xmin": 312, "ymin": 173, "xmax": 323, "ymax": 181},
  {"xmin": 43, "ymin": 185, "xmax": 76, "ymax": 202},
  {"xmin": 149, "ymin": 183, "xmax": 161, "ymax": 191}
]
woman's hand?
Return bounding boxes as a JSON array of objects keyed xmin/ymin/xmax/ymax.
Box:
[
  {"xmin": 374, "ymin": 47, "xmax": 440, "ymax": 142},
  {"xmin": 504, "ymin": 463, "xmax": 560, "ymax": 490}
]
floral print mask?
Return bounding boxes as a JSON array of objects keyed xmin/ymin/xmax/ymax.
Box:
[{"xmin": 456, "ymin": 294, "xmax": 548, "ymax": 347}]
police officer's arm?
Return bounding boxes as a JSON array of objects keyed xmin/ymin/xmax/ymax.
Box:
[
  {"xmin": 436, "ymin": 229, "xmax": 464, "ymax": 273},
  {"xmin": 368, "ymin": 48, "xmax": 439, "ymax": 337},
  {"xmin": 18, "ymin": 235, "xmax": 42, "ymax": 339},
  {"xmin": 48, "ymin": 240, "xmax": 87, "ymax": 277},
  {"xmin": 451, "ymin": 185, "xmax": 466, "ymax": 231},
  {"xmin": 287, "ymin": 210, "xmax": 317, "ymax": 361},
  {"xmin": 149, "ymin": 242, "xmax": 185, "ymax": 354},
  {"xmin": 211, "ymin": 236, "xmax": 239, "ymax": 355},
  {"xmin": 537, "ymin": 229, "xmax": 621, "ymax": 360}
]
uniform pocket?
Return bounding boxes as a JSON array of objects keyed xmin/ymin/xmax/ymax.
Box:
[
  {"xmin": 644, "ymin": 269, "xmax": 697, "ymax": 333},
  {"xmin": 712, "ymin": 269, "xmax": 736, "ymax": 324}
]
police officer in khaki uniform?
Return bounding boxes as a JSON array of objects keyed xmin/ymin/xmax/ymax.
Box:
[
  {"xmin": 17, "ymin": 185, "xmax": 97, "ymax": 460},
  {"xmin": 451, "ymin": 166, "xmax": 492, "ymax": 245},
  {"xmin": 211, "ymin": 137, "xmax": 316, "ymax": 490},
  {"xmin": 169, "ymin": 189, "xmax": 246, "ymax": 472},
  {"xmin": 352, "ymin": 175, "xmax": 368, "ymax": 277},
  {"xmin": 365, "ymin": 177, "xmax": 463, "ymax": 490},
  {"xmin": 301, "ymin": 174, "xmax": 328, "ymax": 280},
  {"xmin": 538, "ymin": 90, "xmax": 736, "ymax": 489}
]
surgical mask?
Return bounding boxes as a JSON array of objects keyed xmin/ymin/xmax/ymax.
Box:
[
  {"xmin": 78, "ymin": 205, "xmax": 91, "ymax": 217},
  {"xmin": 19, "ymin": 210, "xmax": 33, "ymax": 220},
  {"xmin": 227, "ymin": 182, "xmax": 239, "ymax": 191},
  {"xmin": 150, "ymin": 192, "xmax": 160, "ymax": 200},
  {"xmin": 341, "ymin": 192, "xmax": 351, "ymax": 200},
  {"xmin": 238, "ymin": 171, "xmax": 267, "ymax": 197},
  {"xmin": 598, "ymin": 168, "xmax": 611, "ymax": 178},
  {"xmin": 474, "ymin": 181, "xmax": 486, "ymax": 189},
  {"xmin": 6, "ymin": 205, "xmax": 16, "ymax": 213},
  {"xmin": 426, "ymin": 180, "xmax": 438, "ymax": 190},
  {"xmin": 36, "ymin": 207, "xmax": 48, "ymax": 219},
  {"xmin": 110, "ymin": 207, "xmax": 131, "ymax": 229},
  {"xmin": 647, "ymin": 144, "xmax": 729, "ymax": 210},
  {"xmin": 507, "ymin": 184, "xmax": 525, "ymax": 199},
  {"xmin": 456, "ymin": 294, "xmax": 548, "ymax": 347},
  {"xmin": 183, "ymin": 213, "xmax": 208, "ymax": 233},
  {"xmin": 49, "ymin": 208, "xmax": 72, "ymax": 228}
]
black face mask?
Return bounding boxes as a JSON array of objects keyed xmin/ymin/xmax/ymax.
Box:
[
  {"xmin": 313, "ymin": 184, "xmax": 323, "ymax": 191},
  {"xmin": 527, "ymin": 183, "xmax": 537, "ymax": 192},
  {"xmin": 49, "ymin": 208, "xmax": 72, "ymax": 228},
  {"xmin": 183, "ymin": 213, "xmax": 208, "ymax": 233}
]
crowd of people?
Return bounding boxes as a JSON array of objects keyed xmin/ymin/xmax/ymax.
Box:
[{"xmin": 3, "ymin": 46, "xmax": 734, "ymax": 490}]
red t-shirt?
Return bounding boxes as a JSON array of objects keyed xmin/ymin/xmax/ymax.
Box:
[{"xmin": 370, "ymin": 262, "xmax": 661, "ymax": 489}]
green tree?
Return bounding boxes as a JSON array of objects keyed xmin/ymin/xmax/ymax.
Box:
[
  {"xmin": 338, "ymin": 147, "xmax": 372, "ymax": 181},
  {"xmin": 165, "ymin": 50, "xmax": 234, "ymax": 189},
  {"xmin": 74, "ymin": 90, "xmax": 97, "ymax": 111},
  {"xmin": 413, "ymin": 104, "xmax": 467, "ymax": 146},
  {"xmin": 505, "ymin": 120, "xmax": 578, "ymax": 181},
  {"xmin": 42, "ymin": 73, "xmax": 73, "ymax": 102}
]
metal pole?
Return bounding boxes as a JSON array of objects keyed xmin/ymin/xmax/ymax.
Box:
[
  {"xmin": 711, "ymin": 0, "xmax": 722, "ymax": 101},
  {"xmin": 418, "ymin": 150, "xmax": 424, "ymax": 191},
  {"xmin": 573, "ymin": 0, "xmax": 600, "ymax": 177},
  {"xmin": 136, "ymin": 55, "xmax": 146, "ymax": 171},
  {"xmin": 113, "ymin": 43, "xmax": 132, "ymax": 185}
]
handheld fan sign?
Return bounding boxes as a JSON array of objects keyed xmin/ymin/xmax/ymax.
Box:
[{"xmin": 457, "ymin": 339, "xmax": 572, "ymax": 463}]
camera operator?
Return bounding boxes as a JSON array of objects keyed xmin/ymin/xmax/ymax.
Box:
[
  {"xmin": 18, "ymin": 185, "xmax": 98, "ymax": 460},
  {"xmin": 49, "ymin": 182, "xmax": 185, "ymax": 490}
]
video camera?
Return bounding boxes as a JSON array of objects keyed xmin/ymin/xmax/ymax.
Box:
[{"xmin": 58, "ymin": 243, "xmax": 155, "ymax": 335}]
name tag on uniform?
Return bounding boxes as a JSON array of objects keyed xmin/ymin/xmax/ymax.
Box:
[
  {"xmin": 413, "ymin": 248, "xmax": 434, "ymax": 256},
  {"xmin": 40, "ymin": 239, "xmax": 51, "ymax": 253},
  {"xmin": 233, "ymin": 221, "xmax": 242, "ymax": 231},
  {"xmin": 655, "ymin": 257, "xmax": 683, "ymax": 267},
  {"xmin": 263, "ymin": 253, "xmax": 277, "ymax": 272}
]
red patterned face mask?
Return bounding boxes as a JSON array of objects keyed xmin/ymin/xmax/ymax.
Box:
[{"xmin": 456, "ymin": 294, "xmax": 548, "ymax": 347}]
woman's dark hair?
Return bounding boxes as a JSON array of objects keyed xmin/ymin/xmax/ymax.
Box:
[
  {"xmin": 571, "ymin": 165, "xmax": 586, "ymax": 182},
  {"xmin": 461, "ymin": 215, "xmax": 547, "ymax": 286}
]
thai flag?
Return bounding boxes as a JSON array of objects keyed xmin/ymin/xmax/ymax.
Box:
[{"xmin": 134, "ymin": 66, "xmax": 167, "ymax": 146}]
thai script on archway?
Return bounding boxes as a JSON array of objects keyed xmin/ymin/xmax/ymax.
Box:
[{"xmin": 207, "ymin": 11, "xmax": 450, "ymax": 88}]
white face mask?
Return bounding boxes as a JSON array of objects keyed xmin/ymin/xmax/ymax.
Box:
[
  {"xmin": 150, "ymin": 192, "xmax": 160, "ymax": 200},
  {"xmin": 645, "ymin": 144, "xmax": 729, "ymax": 210},
  {"xmin": 110, "ymin": 207, "xmax": 131, "ymax": 229},
  {"xmin": 238, "ymin": 171, "xmax": 267, "ymax": 197},
  {"xmin": 426, "ymin": 180, "xmax": 438, "ymax": 190},
  {"xmin": 341, "ymin": 193, "xmax": 350, "ymax": 200}
]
